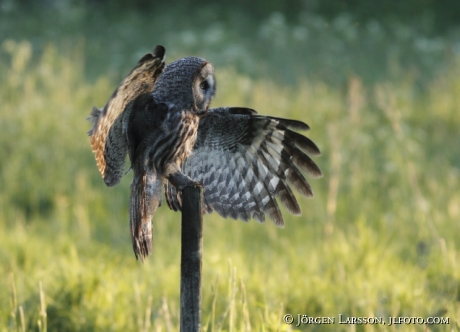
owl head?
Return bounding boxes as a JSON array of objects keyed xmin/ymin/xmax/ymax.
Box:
[{"xmin": 152, "ymin": 56, "xmax": 216, "ymax": 115}]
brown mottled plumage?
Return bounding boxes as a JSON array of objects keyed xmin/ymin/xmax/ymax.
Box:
[
  {"xmin": 87, "ymin": 46, "xmax": 165, "ymax": 187},
  {"xmin": 123, "ymin": 56, "xmax": 215, "ymax": 261},
  {"xmin": 88, "ymin": 45, "xmax": 322, "ymax": 262},
  {"xmin": 89, "ymin": 50, "xmax": 216, "ymax": 261}
]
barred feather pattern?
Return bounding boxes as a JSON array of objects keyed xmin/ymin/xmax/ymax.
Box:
[
  {"xmin": 88, "ymin": 53, "xmax": 214, "ymax": 261},
  {"xmin": 126, "ymin": 93, "xmax": 201, "ymax": 261},
  {"xmin": 165, "ymin": 107, "xmax": 322, "ymax": 227},
  {"xmin": 87, "ymin": 46, "xmax": 165, "ymax": 186},
  {"xmin": 88, "ymin": 46, "xmax": 321, "ymax": 261},
  {"xmin": 129, "ymin": 168, "xmax": 161, "ymax": 261}
]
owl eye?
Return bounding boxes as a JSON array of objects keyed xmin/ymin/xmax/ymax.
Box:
[{"xmin": 200, "ymin": 81, "xmax": 209, "ymax": 91}]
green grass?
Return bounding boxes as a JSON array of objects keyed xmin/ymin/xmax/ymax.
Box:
[{"xmin": 0, "ymin": 40, "xmax": 459, "ymax": 331}]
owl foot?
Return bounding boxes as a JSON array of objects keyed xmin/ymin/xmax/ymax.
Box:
[{"xmin": 168, "ymin": 171, "xmax": 202, "ymax": 192}]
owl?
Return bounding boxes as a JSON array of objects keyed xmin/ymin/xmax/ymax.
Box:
[{"xmin": 88, "ymin": 46, "xmax": 322, "ymax": 261}]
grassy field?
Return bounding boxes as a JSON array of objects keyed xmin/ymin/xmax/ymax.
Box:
[{"xmin": 0, "ymin": 39, "xmax": 459, "ymax": 331}]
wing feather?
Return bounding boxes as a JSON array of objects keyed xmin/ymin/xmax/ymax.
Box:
[
  {"xmin": 257, "ymin": 143, "xmax": 301, "ymax": 215},
  {"xmin": 165, "ymin": 107, "xmax": 322, "ymax": 227},
  {"xmin": 88, "ymin": 45, "xmax": 165, "ymax": 186},
  {"xmin": 267, "ymin": 132, "xmax": 322, "ymax": 177}
]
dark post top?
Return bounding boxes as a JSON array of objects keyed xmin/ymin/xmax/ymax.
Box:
[{"xmin": 180, "ymin": 186, "xmax": 203, "ymax": 332}]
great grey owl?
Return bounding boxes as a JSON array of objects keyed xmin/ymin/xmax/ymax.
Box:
[{"xmin": 88, "ymin": 45, "xmax": 322, "ymax": 261}]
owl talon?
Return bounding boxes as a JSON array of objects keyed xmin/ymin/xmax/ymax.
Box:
[
  {"xmin": 189, "ymin": 181, "xmax": 203, "ymax": 189},
  {"xmin": 178, "ymin": 180, "xmax": 202, "ymax": 191},
  {"xmin": 168, "ymin": 171, "xmax": 201, "ymax": 191},
  {"xmin": 90, "ymin": 45, "xmax": 321, "ymax": 262}
]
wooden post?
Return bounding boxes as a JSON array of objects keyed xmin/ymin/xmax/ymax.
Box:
[{"xmin": 180, "ymin": 186, "xmax": 203, "ymax": 332}]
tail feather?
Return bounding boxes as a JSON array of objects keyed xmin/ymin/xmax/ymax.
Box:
[{"xmin": 130, "ymin": 168, "xmax": 162, "ymax": 262}]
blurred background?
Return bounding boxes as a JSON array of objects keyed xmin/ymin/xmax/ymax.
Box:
[{"xmin": 0, "ymin": 1, "xmax": 459, "ymax": 331}]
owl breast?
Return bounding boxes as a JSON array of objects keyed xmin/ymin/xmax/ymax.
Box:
[
  {"xmin": 147, "ymin": 109, "xmax": 201, "ymax": 177},
  {"xmin": 171, "ymin": 112, "xmax": 200, "ymax": 167}
]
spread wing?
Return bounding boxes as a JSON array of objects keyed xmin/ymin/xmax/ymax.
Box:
[
  {"xmin": 87, "ymin": 45, "xmax": 165, "ymax": 186},
  {"xmin": 165, "ymin": 107, "xmax": 322, "ymax": 227}
]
